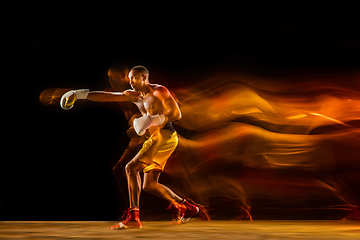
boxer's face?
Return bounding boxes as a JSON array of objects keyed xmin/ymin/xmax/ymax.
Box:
[{"xmin": 129, "ymin": 70, "xmax": 147, "ymax": 91}]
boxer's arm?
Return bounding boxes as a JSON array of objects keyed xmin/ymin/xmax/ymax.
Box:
[
  {"xmin": 60, "ymin": 89, "xmax": 140, "ymax": 110},
  {"xmin": 87, "ymin": 90, "xmax": 138, "ymax": 102},
  {"xmin": 87, "ymin": 91, "xmax": 126, "ymax": 102},
  {"xmin": 154, "ymin": 86, "xmax": 182, "ymax": 123}
]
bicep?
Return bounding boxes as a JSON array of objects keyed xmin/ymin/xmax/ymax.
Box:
[
  {"xmin": 156, "ymin": 88, "xmax": 181, "ymax": 120},
  {"xmin": 163, "ymin": 95, "xmax": 179, "ymax": 112}
]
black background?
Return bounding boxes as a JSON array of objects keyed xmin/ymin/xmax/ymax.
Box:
[{"xmin": 3, "ymin": 17, "xmax": 360, "ymax": 220}]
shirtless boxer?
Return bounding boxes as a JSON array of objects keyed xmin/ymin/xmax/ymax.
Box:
[{"xmin": 60, "ymin": 65, "xmax": 199, "ymax": 229}]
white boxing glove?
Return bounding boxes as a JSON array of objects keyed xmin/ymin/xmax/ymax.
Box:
[
  {"xmin": 133, "ymin": 115, "xmax": 152, "ymax": 136},
  {"xmin": 60, "ymin": 89, "xmax": 89, "ymax": 110},
  {"xmin": 133, "ymin": 114, "xmax": 166, "ymax": 136}
]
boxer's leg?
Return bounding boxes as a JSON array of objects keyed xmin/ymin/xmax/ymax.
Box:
[
  {"xmin": 113, "ymin": 136, "xmax": 142, "ymax": 208},
  {"xmin": 142, "ymin": 169, "xmax": 182, "ymax": 203},
  {"xmin": 111, "ymin": 152, "xmax": 145, "ymax": 230},
  {"xmin": 125, "ymin": 153, "xmax": 147, "ymax": 208}
]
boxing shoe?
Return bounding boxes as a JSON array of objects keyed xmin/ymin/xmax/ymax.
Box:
[
  {"xmin": 110, "ymin": 208, "xmax": 142, "ymax": 230},
  {"xmin": 167, "ymin": 200, "xmax": 186, "ymax": 225},
  {"xmin": 182, "ymin": 199, "xmax": 200, "ymax": 223}
]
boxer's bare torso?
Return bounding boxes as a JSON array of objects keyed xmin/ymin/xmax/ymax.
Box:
[{"xmin": 123, "ymin": 85, "xmax": 167, "ymax": 116}]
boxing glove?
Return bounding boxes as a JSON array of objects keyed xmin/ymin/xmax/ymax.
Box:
[
  {"xmin": 133, "ymin": 115, "xmax": 152, "ymax": 136},
  {"xmin": 133, "ymin": 114, "xmax": 166, "ymax": 136},
  {"xmin": 60, "ymin": 89, "xmax": 89, "ymax": 110}
]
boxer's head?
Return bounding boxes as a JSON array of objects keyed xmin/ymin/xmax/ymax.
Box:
[{"xmin": 129, "ymin": 65, "xmax": 149, "ymax": 91}]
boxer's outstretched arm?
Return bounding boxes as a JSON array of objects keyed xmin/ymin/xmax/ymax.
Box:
[
  {"xmin": 87, "ymin": 90, "xmax": 139, "ymax": 102},
  {"xmin": 87, "ymin": 91, "xmax": 127, "ymax": 102},
  {"xmin": 60, "ymin": 89, "xmax": 138, "ymax": 110}
]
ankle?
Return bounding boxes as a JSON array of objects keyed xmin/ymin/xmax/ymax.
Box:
[
  {"xmin": 127, "ymin": 208, "xmax": 140, "ymax": 221},
  {"xmin": 129, "ymin": 207, "xmax": 139, "ymax": 211}
]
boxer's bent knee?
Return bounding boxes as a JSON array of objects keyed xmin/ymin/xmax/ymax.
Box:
[
  {"xmin": 142, "ymin": 182, "xmax": 155, "ymax": 193},
  {"xmin": 125, "ymin": 162, "xmax": 136, "ymax": 176},
  {"xmin": 125, "ymin": 154, "xmax": 149, "ymax": 175}
]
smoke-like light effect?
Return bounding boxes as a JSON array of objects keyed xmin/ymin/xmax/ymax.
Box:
[
  {"xmin": 39, "ymin": 88, "xmax": 71, "ymax": 106},
  {"xmin": 164, "ymin": 72, "xmax": 360, "ymax": 220}
]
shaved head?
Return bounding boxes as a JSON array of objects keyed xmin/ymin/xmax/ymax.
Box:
[{"xmin": 130, "ymin": 65, "xmax": 149, "ymax": 77}]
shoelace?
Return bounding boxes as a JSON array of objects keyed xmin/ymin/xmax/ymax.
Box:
[{"xmin": 121, "ymin": 209, "xmax": 131, "ymax": 221}]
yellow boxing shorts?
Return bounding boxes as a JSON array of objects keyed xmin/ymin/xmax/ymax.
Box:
[{"xmin": 139, "ymin": 131, "xmax": 178, "ymax": 173}]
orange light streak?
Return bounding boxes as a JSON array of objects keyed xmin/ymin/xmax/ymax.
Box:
[{"xmin": 310, "ymin": 112, "xmax": 351, "ymax": 127}]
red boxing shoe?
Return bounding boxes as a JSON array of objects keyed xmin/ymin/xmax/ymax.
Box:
[
  {"xmin": 110, "ymin": 208, "xmax": 142, "ymax": 230},
  {"xmin": 167, "ymin": 200, "xmax": 186, "ymax": 225},
  {"xmin": 182, "ymin": 199, "xmax": 200, "ymax": 222}
]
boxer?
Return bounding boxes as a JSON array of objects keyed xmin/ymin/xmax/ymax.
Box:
[{"xmin": 60, "ymin": 65, "xmax": 199, "ymax": 229}]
